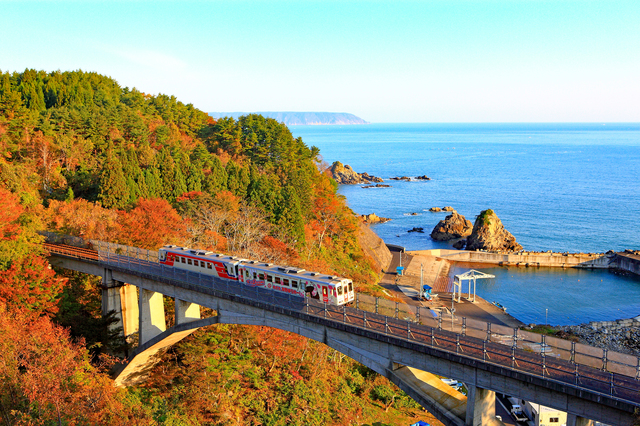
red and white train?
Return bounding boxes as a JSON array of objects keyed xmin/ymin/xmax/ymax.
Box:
[{"xmin": 159, "ymin": 245, "xmax": 355, "ymax": 306}]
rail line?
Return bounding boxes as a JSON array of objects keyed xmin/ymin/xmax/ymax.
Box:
[{"xmin": 45, "ymin": 242, "xmax": 640, "ymax": 407}]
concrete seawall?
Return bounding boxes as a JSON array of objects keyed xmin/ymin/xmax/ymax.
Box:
[
  {"xmin": 408, "ymin": 250, "xmax": 640, "ymax": 278},
  {"xmin": 410, "ymin": 249, "xmax": 615, "ymax": 269},
  {"xmin": 613, "ymin": 252, "xmax": 640, "ymax": 276}
]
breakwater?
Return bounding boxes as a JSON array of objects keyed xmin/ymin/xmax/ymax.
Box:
[
  {"xmin": 612, "ymin": 252, "xmax": 640, "ymax": 276},
  {"xmin": 410, "ymin": 249, "xmax": 640, "ymax": 277}
]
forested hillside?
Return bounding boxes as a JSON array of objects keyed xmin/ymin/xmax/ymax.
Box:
[{"xmin": 0, "ymin": 69, "xmax": 437, "ymax": 425}]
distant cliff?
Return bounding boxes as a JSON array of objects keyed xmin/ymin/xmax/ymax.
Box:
[{"xmin": 208, "ymin": 112, "xmax": 369, "ymax": 125}]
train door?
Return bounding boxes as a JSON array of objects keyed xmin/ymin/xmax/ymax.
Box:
[{"xmin": 322, "ymin": 286, "xmax": 328, "ymax": 303}]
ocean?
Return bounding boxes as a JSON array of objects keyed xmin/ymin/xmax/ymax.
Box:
[{"xmin": 290, "ymin": 123, "xmax": 640, "ymax": 325}]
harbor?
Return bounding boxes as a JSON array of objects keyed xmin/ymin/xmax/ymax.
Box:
[{"xmin": 379, "ymin": 246, "xmax": 640, "ymax": 326}]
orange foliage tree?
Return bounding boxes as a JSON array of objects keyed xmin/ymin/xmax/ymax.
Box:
[
  {"xmin": 44, "ymin": 198, "xmax": 121, "ymax": 241},
  {"xmin": 0, "ymin": 306, "xmax": 138, "ymax": 425},
  {"xmin": 118, "ymin": 198, "xmax": 187, "ymax": 249},
  {"xmin": 0, "ymin": 256, "xmax": 65, "ymax": 317},
  {"xmin": 0, "ymin": 188, "xmax": 66, "ymax": 316}
]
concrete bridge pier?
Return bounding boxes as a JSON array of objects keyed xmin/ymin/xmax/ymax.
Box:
[
  {"xmin": 465, "ymin": 385, "xmax": 496, "ymax": 426},
  {"xmin": 567, "ymin": 414, "xmax": 594, "ymax": 426},
  {"xmin": 176, "ymin": 299, "xmax": 201, "ymax": 325},
  {"xmin": 139, "ymin": 289, "xmax": 166, "ymax": 344},
  {"xmin": 101, "ymin": 269, "xmax": 140, "ymax": 339}
]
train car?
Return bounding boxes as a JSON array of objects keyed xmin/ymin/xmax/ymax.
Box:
[{"xmin": 158, "ymin": 245, "xmax": 355, "ymax": 306}]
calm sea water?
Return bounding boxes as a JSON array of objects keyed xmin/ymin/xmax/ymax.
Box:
[{"xmin": 291, "ymin": 123, "xmax": 640, "ymax": 325}]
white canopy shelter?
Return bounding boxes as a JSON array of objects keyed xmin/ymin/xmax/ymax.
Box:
[{"xmin": 453, "ymin": 269, "xmax": 495, "ymax": 303}]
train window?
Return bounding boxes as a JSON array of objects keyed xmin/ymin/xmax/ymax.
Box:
[
  {"xmin": 181, "ymin": 257, "xmax": 185, "ymax": 263},
  {"xmin": 348, "ymin": 282, "xmax": 353, "ymax": 292},
  {"xmin": 160, "ymin": 252, "xmax": 166, "ymax": 261},
  {"xmin": 199, "ymin": 261, "xmax": 204, "ymax": 267},
  {"xmin": 258, "ymin": 273, "xmax": 264, "ymax": 280},
  {"xmin": 254, "ymin": 272, "xmax": 258, "ymax": 280},
  {"xmin": 266, "ymin": 274, "xmax": 273, "ymax": 283},
  {"xmin": 337, "ymin": 286, "xmax": 343, "ymax": 296},
  {"xmin": 275, "ymin": 276, "xmax": 281, "ymax": 284},
  {"xmin": 207, "ymin": 263, "xmax": 212, "ymax": 269},
  {"xmin": 283, "ymin": 278, "xmax": 289, "ymax": 287},
  {"xmin": 187, "ymin": 258, "xmax": 192, "ymax": 265},
  {"xmin": 322, "ymin": 286, "xmax": 328, "ymax": 296},
  {"xmin": 291, "ymin": 280, "xmax": 298, "ymax": 289}
]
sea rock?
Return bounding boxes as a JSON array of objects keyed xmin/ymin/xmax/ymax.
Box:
[
  {"xmin": 429, "ymin": 207, "xmax": 442, "ymax": 212},
  {"xmin": 442, "ymin": 206, "xmax": 455, "ymax": 212},
  {"xmin": 361, "ymin": 184, "xmax": 391, "ymax": 188},
  {"xmin": 390, "ymin": 176, "xmax": 411, "ymax": 181},
  {"xmin": 430, "ymin": 212, "xmax": 473, "ymax": 241},
  {"xmin": 329, "ymin": 161, "xmax": 383, "ymax": 184},
  {"xmin": 408, "ymin": 227, "xmax": 424, "ymax": 233},
  {"xmin": 465, "ymin": 209, "xmax": 523, "ymax": 252},
  {"xmin": 453, "ymin": 239, "xmax": 466, "ymax": 249},
  {"xmin": 415, "ymin": 175, "xmax": 431, "ymax": 180},
  {"xmin": 360, "ymin": 213, "xmax": 391, "ymax": 224}
]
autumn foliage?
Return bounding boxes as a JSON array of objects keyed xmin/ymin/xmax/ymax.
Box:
[
  {"xmin": 0, "ymin": 256, "xmax": 65, "ymax": 317},
  {"xmin": 0, "ymin": 306, "xmax": 141, "ymax": 425},
  {"xmin": 0, "ymin": 69, "xmax": 399, "ymax": 424},
  {"xmin": 118, "ymin": 198, "xmax": 187, "ymax": 249}
]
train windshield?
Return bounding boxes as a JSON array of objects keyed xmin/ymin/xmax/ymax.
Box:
[{"xmin": 159, "ymin": 251, "xmax": 166, "ymax": 261}]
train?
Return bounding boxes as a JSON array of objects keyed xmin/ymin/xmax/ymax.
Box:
[{"xmin": 158, "ymin": 245, "xmax": 355, "ymax": 306}]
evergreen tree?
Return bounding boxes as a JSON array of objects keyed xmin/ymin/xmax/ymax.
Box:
[
  {"xmin": 144, "ymin": 166, "xmax": 161, "ymax": 198},
  {"xmin": 173, "ymin": 166, "xmax": 188, "ymax": 201},
  {"xmin": 157, "ymin": 148, "xmax": 175, "ymax": 200},
  {"xmin": 277, "ymin": 186, "xmax": 305, "ymax": 244},
  {"xmin": 203, "ymin": 155, "xmax": 227, "ymax": 195},
  {"xmin": 98, "ymin": 149, "xmax": 129, "ymax": 209},
  {"xmin": 187, "ymin": 162, "xmax": 203, "ymax": 192}
]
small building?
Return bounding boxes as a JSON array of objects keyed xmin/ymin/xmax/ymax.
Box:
[{"xmin": 523, "ymin": 401, "xmax": 567, "ymax": 426}]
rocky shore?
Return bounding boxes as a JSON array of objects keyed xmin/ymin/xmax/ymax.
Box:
[{"xmin": 558, "ymin": 317, "xmax": 640, "ymax": 356}]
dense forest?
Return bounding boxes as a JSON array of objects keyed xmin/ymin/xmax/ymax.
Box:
[{"xmin": 0, "ymin": 69, "xmax": 438, "ymax": 425}]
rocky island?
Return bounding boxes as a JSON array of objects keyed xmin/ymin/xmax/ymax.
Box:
[
  {"xmin": 430, "ymin": 211, "xmax": 473, "ymax": 241},
  {"xmin": 360, "ymin": 213, "xmax": 391, "ymax": 224},
  {"xmin": 464, "ymin": 209, "xmax": 523, "ymax": 252},
  {"xmin": 328, "ymin": 161, "xmax": 384, "ymax": 184}
]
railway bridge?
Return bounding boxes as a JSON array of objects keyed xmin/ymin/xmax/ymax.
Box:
[{"xmin": 45, "ymin": 242, "xmax": 640, "ymax": 426}]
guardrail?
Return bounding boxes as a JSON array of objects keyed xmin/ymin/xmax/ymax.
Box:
[{"xmin": 45, "ymin": 242, "xmax": 640, "ymax": 406}]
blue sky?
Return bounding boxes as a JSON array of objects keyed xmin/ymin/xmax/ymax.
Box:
[{"xmin": 1, "ymin": 0, "xmax": 638, "ymax": 122}]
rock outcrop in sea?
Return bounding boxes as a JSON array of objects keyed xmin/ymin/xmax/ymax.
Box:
[
  {"xmin": 360, "ymin": 213, "xmax": 391, "ymax": 224},
  {"xmin": 430, "ymin": 212, "xmax": 473, "ymax": 241},
  {"xmin": 329, "ymin": 161, "xmax": 383, "ymax": 184},
  {"xmin": 465, "ymin": 209, "xmax": 523, "ymax": 252}
]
